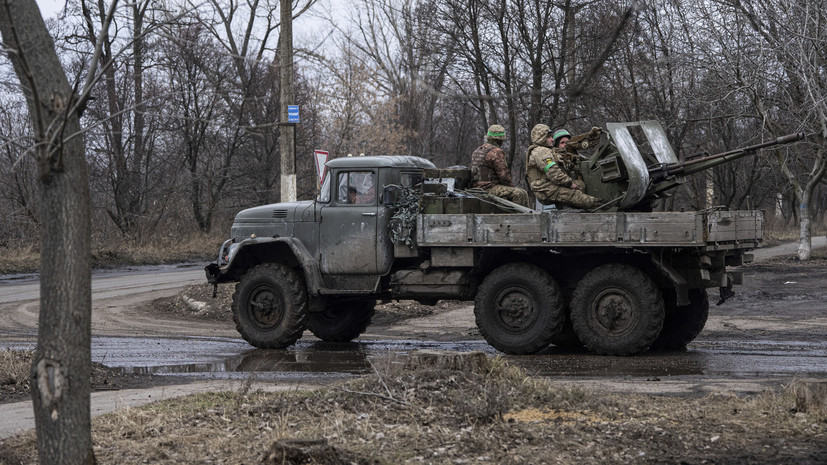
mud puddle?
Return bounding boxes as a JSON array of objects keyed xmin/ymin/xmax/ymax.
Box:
[{"xmin": 4, "ymin": 336, "xmax": 826, "ymax": 382}]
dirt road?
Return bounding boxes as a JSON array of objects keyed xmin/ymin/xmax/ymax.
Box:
[{"xmin": 0, "ymin": 264, "xmax": 234, "ymax": 341}]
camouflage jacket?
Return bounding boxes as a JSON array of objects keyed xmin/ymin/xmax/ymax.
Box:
[
  {"xmin": 470, "ymin": 143, "xmax": 513, "ymax": 189},
  {"xmin": 525, "ymin": 125, "xmax": 574, "ymax": 189}
]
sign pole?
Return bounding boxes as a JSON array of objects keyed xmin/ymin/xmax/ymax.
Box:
[{"xmin": 279, "ymin": 0, "xmax": 296, "ymax": 202}]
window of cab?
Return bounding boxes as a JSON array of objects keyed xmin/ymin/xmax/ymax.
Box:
[{"xmin": 336, "ymin": 171, "xmax": 376, "ymax": 205}]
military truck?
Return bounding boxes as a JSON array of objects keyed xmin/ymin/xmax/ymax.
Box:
[{"xmin": 206, "ymin": 121, "xmax": 802, "ymax": 356}]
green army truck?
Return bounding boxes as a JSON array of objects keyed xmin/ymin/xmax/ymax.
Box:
[{"xmin": 206, "ymin": 121, "xmax": 800, "ymax": 356}]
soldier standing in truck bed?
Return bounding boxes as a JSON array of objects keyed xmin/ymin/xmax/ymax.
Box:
[
  {"xmin": 470, "ymin": 124, "xmax": 530, "ymax": 207},
  {"xmin": 525, "ymin": 123, "xmax": 602, "ymax": 209}
]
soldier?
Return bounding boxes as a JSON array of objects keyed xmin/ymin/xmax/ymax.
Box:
[
  {"xmin": 552, "ymin": 129, "xmax": 571, "ymax": 149},
  {"xmin": 525, "ymin": 124, "xmax": 602, "ymax": 210},
  {"xmin": 470, "ymin": 124, "xmax": 530, "ymax": 207}
]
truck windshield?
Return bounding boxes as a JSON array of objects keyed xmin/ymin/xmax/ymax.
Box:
[{"xmin": 317, "ymin": 172, "xmax": 331, "ymax": 202}]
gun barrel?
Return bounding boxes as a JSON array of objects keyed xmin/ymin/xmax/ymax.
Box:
[{"xmin": 662, "ymin": 132, "xmax": 807, "ymax": 177}]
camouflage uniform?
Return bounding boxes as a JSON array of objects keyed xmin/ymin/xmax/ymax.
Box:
[
  {"xmin": 470, "ymin": 125, "xmax": 529, "ymax": 207},
  {"xmin": 525, "ymin": 124, "xmax": 601, "ymax": 209}
]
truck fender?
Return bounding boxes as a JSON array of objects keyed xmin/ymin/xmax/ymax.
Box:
[
  {"xmin": 216, "ymin": 236, "xmax": 323, "ymax": 296},
  {"xmin": 274, "ymin": 237, "xmax": 324, "ymax": 296}
]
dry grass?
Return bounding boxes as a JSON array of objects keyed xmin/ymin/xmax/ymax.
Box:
[
  {"xmin": 762, "ymin": 217, "xmax": 826, "ymax": 246},
  {"xmin": 1, "ymin": 358, "xmax": 825, "ymax": 464},
  {"xmin": 0, "ymin": 349, "xmax": 32, "ymax": 394},
  {"xmin": 0, "ymin": 246, "xmax": 40, "ymax": 275},
  {"xmin": 90, "ymin": 233, "xmax": 222, "ymax": 269},
  {"xmin": 0, "ymin": 234, "xmax": 222, "ymax": 275}
]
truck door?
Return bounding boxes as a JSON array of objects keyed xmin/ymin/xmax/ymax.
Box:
[{"xmin": 320, "ymin": 170, "xmax": 381, "ymax": 274}]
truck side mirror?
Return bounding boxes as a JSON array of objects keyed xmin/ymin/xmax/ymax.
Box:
[{"xmin": 383, "ymin": 185, "xmax": 401, "ymax": 206}]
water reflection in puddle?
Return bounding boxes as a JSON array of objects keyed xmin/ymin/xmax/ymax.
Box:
[
  {"xmin": 2, "ymin": 336, "xmax": 826, "ymax": 381},
  {"xmin": 95, "ymin": 337, "xmax": 497, "ymax": 379}
]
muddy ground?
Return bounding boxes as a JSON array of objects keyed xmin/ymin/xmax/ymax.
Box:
[
  {"xmin": 1, "ymin": 252, "xmax": 826, "ymax": 464},
  {"xmin": 1, "ymin": 351, "xmax": 825, "ymax": 464}
]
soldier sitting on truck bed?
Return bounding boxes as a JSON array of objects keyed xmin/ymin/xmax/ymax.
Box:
[
  {"xmin": 526, "ymin": 123, "xmax": 603, "ymax": 210},
  {"xmin": 470, "ymin": 124, "xmax": 530, "ymax": 207}
]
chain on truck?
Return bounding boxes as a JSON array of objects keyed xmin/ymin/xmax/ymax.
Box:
[{"xmin": 206, "ymin": 121, "xmax": 806, "ymax": 356}]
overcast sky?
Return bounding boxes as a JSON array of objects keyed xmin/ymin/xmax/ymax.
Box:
[
  {"xmin": 36, "ymin": 0, "xmax": 63, "ymax": 18},
  {"xmin": 33, "ymin": 0, "xmax": 341, "ymax": 51},
  {"xmin": 34, "ymin": 0, "xmax": 340, "ymax": 23}
]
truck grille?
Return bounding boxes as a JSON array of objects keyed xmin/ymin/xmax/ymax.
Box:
[{"xmin": 272, "ymin": 209, "xmax": 288, "ymax": 219}]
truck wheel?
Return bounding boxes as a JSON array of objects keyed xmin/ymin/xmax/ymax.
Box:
[
  {"xmin": 308, "ymin": 299, "xmax": 375, "ymax": 342},
  {"xmin": 570, "ymin": 264, "xmax": 664, "ymax": 355},
  {"xmin": 651, "ymin": 289, "xmax": 709, "ymax": 350},
  {"xmin": 232, "ymin": 263, "xmax": 308, "ymax": 349},
  {"xmin": 474, "ymin": 263, "xmax": 564, "ymax": 355}
]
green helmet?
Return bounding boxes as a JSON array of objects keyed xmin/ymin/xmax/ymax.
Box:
[
  {"xmin": 486, "ymin": 124, "xmax": 507, "ymax": 141},
  {"xmin": 552, "ymin": 129, "xmax": 571, "ymax": 146}
]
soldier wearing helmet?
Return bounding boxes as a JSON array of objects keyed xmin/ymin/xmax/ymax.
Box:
[
  {"xmin": 552, "ymin": 129, "xmax": 571, "ymax": 149},
  {"xmin": 470, "ymin": 124, "xmax": 529, "ymax": 207},
  {"xmin": 525, "ymin": 124, "xmax": 602, "ymax": 210}
]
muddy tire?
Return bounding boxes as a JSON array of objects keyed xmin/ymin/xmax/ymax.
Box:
[
  {"xmin": 474, "ymin": 263, "xmax": 564, "ymax": 355},
  {"xmin": 651, "ymin": 289, "xmax": 709, "ymax": 351},
  {"xmin": 570, "ymin": 264, "xmax": 664, "ymax": 355},
  {"xmin": 308, "ymin": 299, "xmax": 375, "ymax": 342},
  {"xmin": 232, "ymin": 263, "xmax": 308, "ymax": 349}
]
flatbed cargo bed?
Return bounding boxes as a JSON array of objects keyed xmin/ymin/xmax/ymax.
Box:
[{"xmin": 417, "ymin": 210, "xmax": 762, "ymax": 249}]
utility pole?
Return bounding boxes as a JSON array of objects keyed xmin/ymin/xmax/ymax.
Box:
[{"xmin": 279, "ymin": 0, "xmax": 296, "ymax": 202}]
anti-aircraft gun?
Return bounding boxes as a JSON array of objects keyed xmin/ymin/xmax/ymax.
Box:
[{"xmin": 569, "ymin": 121, "xmax": 807, "ymax": 211}]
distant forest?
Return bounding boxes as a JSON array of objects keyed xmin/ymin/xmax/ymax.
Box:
[{"xmin": 1, "ymin": 0, "xmax": 825, "ymax": 244}]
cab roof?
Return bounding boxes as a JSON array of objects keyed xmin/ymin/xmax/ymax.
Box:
[{"xmin": 325, "ymin": 155, "xmax": 436, "ymax": 169}]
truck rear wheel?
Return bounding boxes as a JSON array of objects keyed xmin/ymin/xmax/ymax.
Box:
[
  {"xmin": 232, "ymin": 263, "xmax": 308, "ymax": 349},
  {"xmin": 474, "ymin": 263, "xmax": 564, "ymax": 355},
  {"xmin": 651, "ymin": 289, "xmax": 709, "ymax": 350},
  {"xmin": 570, "ymin": 264, "xmax": 664, "ymax": 355},
  {"xmin": 308, "ymin": 299, "xmax": 375, "ymax": 342}
]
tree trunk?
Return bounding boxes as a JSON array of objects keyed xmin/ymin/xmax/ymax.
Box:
[
  {"xmin": 797, "ymin": 192, "xmax": 812, "ymax": 260},
  {"xmin": 0, "ymin": 0, "xmax": 93, "ymax": 463}
]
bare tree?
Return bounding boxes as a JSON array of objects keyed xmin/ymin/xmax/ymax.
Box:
[
  {"xmin": 188, "ymin": 0, "xmax": 315, "ymax": 205},
  {"xmin": 0, "ymin": 0, "xmax": 116, "ymax": 462},
  {"xmin": 160, "ymin": 21, "xmax": 240, "ymax": 233},
  {"xmin": 703, "ymin": 0, "xmax": 827, "ymax": 259},
  {"xmin": 0, "ymin": 99, "xmax": 40, "ymax": 242},
  {"xmin": 326, "ymin": 0, "xmax": 454, "ymax": 160},
  {"xmin": 72, "ymin": 0, "xmax": 164, "ymax": 236}
]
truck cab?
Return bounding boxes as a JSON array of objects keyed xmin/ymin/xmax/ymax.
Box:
[{"xmin": 208, "ymin": 155, "xmax": 434, "ymax": 288}]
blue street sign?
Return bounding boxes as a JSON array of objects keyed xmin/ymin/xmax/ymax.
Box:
[{"xmin": 287, "ymin": 105, "xmax": 300, "ymax": 123}]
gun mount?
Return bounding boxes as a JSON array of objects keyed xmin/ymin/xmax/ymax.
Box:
[{"xmin": 575, "ymin": 121, "xmax": 806, "ymax": 211}]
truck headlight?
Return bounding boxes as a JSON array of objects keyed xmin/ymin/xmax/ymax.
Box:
[
  {"xmin": 218, "ymin": 239, "xmax": 239, "ymax": 266},
  {"xmin": 224, "ymin": 243, "xmax": 240, "ymax": 265}
]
